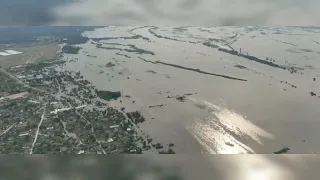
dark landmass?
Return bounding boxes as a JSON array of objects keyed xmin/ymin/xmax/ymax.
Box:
[
  {"xmin": 310, "ymin": 92, "xmax": 317, "ymax": 96},
  {"xmin": 149, "ymin": 104, "xmax": 165, "ymax": 108},
  {"xmin": 86, "ymin": 54, "xmax": 97, "ymax": 58},
  {"xmin": 280, "ymin": 81, "xmax": 297, "ymax": 88},
  {"xmin": 24, "ymin": 60, "xmax": 65, "ymax": 72},
  {"xmin": 225, "ymin": 142, "xmax": 234, "ymax": 147},
  {"xmin": 148, "ymin": 27, "xmax": 187, "ymax": 43},
  {"xmin": 273, "ymin": 147, "xmax": 290, "ymax": 154},
  {"xmin": 92, "ymin": 35, "xmax": 151, "ymax": 42},
  {"xmin": 105, "ymin": 62, "xmax": 116, "ymax": 68},
  {"xmin": 138, "ymin": 57, "xmax": 157, "ymax": 64},
  {"xmin": 154, "ymin": 143, "xmax": 164, "ymax": 149},
  {"xmin": 202, "ymin": 42, "xmax": 290, "ymax": 71},
  {"xmin": 0, "ymin": 26, "xmax": 101, "ymax": 45},
  {"xmin": 234, "ymin": 64, "xmax": 247, "ymax": 69},
  {"xmin": 96, "ymin": 90, "xmax": 121, "ymax": 101},
  {"xmin": 126, "ymin": 111, "xmax": 146, "ymax": 124},
  {"xmin": 96, "ymin": 44, "xmax": 155, "ymax": 55},
  {"xmin": 137, "ymin": 57, "xmax": 247, "ymax": 82},
  {"xmin": 159, "ymin": 148, "xmax": 176, "ymax": 154},
  {"xmin": 62, "ymin": 45, "xmax": 81, "ymax": 54},
  {"xmin": 116, "ymin": 52, "xmax": 131, "ymax": 59},
  {"xmin": 146, "ymin": 70, "xmax": 157, "ymax": 74},
  {"xmin": 155, "ymin": 60, "xmax": 247, "ymax": 81},
  {"xmin": 168, "ymin": 93, "xmax": 197, "ymax": 102}
]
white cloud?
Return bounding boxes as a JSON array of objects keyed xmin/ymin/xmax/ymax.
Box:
[
  {"xmin": 266, "ymin": 6, "xmax": 319, "ymax": 26},
  {"xmin": 50, "ymin": 0, "xmax": 320, "ymax": 26}
]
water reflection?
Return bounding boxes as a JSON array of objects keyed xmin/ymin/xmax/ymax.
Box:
[
  {"xmin": 232, "ymin": 155, "xmax": 294, "ymax": 180},
  {"xmin": 190, "ymin": 99, "xmax": 274, "ymax": 154}
]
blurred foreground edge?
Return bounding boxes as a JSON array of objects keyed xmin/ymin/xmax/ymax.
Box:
[{"xmin": 0, "ymin": 154, "xmax": 319, "ymax": 180}]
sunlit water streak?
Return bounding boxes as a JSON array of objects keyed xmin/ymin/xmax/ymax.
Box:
[
  {"xmin": 190, "ymin": 98, "xmax": 274, "ymax": 154},
  {"xmin": 227, "ymin": 155, "xmax": 295, "ymax": 180}
]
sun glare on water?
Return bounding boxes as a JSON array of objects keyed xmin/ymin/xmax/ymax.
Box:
[
  {"xmin": 236, "ymin": 155, "xmax": 294, "ymax": 180},
  {"xmin": 190, "ymin": 99, "xmax": 274, "ymax": 154}
]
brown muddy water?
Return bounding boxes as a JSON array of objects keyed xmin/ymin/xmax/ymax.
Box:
[{"xmin": 61, "ymin": 26, "xmax": 320, "ymax": 154}]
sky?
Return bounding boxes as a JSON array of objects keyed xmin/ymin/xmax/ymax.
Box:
[{"xmin": 0, "ymin": 0, "xmax": 319, "ymax": 26}]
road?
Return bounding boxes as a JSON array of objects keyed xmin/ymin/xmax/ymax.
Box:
[
  {"xmin": 0, "ymin": 68, "xmax": 47, "ymax": 93},
  {"xmin": 30, "ymin": 104, "xmax": 46, "ymax": 154}
]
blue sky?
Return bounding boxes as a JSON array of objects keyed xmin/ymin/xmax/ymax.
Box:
[{"xmin": 0, "ymin": 0, "xmax": 319, "ymax": 26}]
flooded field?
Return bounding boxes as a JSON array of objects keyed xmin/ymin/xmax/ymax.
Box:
[{"xmin": 60, "ymin": 26, "xmax": 320, "ymax": 154}]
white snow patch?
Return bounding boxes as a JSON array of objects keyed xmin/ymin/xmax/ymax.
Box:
[
  {"xmin": 0, "ymin": 52, "xmax": 11, "ymax": 56},
  {"xmin": 5, "ymin": 50, "xmax": 23, "ymax": 55}
]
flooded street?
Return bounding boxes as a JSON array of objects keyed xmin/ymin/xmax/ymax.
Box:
[{"xmin": 61, "ymin": 26, "xmax": 320, "ymax": 154}]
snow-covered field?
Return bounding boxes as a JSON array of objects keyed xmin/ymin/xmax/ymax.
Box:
[{"xmin": 62, "ymin": 26, "xmax": 320, "ymax": 154}]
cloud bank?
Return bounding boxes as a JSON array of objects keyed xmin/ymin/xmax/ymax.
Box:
[{"xmin": 0, "ymin": 0, "xmax": 320, "ymax": 26}]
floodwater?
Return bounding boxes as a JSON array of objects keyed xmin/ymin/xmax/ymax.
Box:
[{"xmin": 61, "ymin": 26, "xmax": 320, "ymax": 154}]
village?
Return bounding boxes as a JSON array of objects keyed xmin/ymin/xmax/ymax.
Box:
[{"xmin": 0, "ymin": 50, "xmax": 175, "ymax": 154}]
